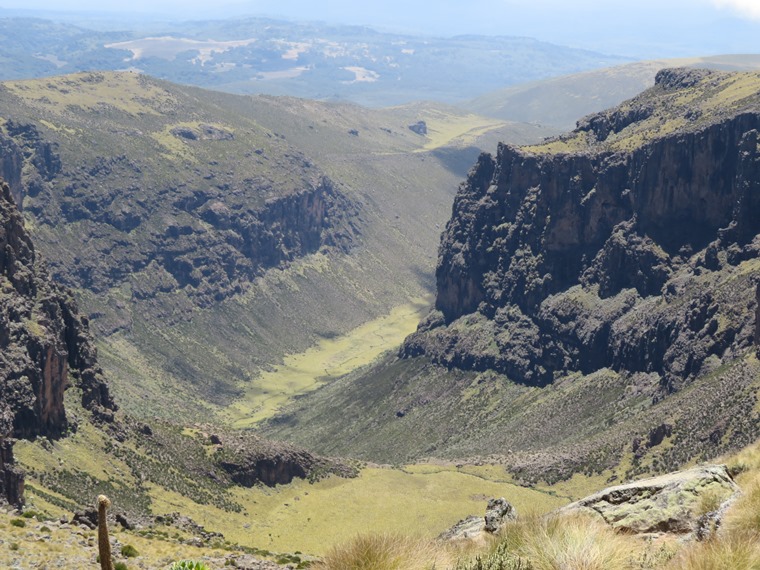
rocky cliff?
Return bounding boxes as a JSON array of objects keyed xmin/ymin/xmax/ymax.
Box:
[
  {"xmin": 404, "ymin": 69, "xmax": 760, "ymax": 394},
  {"xmin": 0, "ymin": 180, "xmax": 116, "ymax": 504},
  {"xmin": 263, "ymin": 70, "xmax": 760, "ymax": 482}
]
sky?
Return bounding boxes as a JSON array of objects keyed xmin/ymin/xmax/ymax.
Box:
[{"xmin": 0, "ymin": 0, "xmax": 758, "ymax": 58}]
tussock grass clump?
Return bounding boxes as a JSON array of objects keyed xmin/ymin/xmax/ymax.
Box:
[
  {"xmin": 666, "ymin": 533, "xmax": 760, "ymax": 570},
  {"xmin": 455, "ymin": 514, "xmax": 643, "ymax": 570},
  {"xmin": 121, "ymin": 544, "xmax": 139, "ymax": 558},
  {"xmin": 507, "ymin": 514, "xmax": 640, "ymax": 570},
  {"xmin": 723, "ymin": 477, "xmax": 760, "ymax": 536},
  {"xmin": 313, "ymin": 532, "xmax": 448, "ymax": 570}
]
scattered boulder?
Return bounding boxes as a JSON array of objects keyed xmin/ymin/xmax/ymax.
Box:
[
  {"xmin": 72, "ymin": 508, "xmax": 98, "ymax": 530},
  {"xmin": 440, "ymin": 497, "xmax": 517, "ymax": 542},
  {"xmin": 559, "ymin": 464, "xmax": 739, "ymax": 539},
  {"xmin": 484, "ymin": 497, "xmax": 517, "ymax": 533},
  {"xmin": 408, "ymin": 121, "xmax": 427, "ymax": 135}
]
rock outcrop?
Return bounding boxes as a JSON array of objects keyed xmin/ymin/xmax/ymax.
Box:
[
  {"xmin": 0, "ymin": 121, "xmax": 61, "ymax": 209},
  {"xmin": 560, "ymin": 464, "xmax": 740, "ymax": 539},
  {"xmin": 213, "ymin": 431, "xmax": 356, "ymax": 487},
  {"xmin": 440, "ymin": 497, "xmax": 517, "ymax": 543},
  {"xmin": 403, "ymin": 69, "xmax": 760, "ymax": 395},
  {"xmin": 0, "ymin": 180, "xmax": 116, "ymax": 504}
]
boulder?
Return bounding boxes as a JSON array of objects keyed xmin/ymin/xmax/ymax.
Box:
[
  {"xmin": 408, "ymin": 121, "xmax": 427, "ymax": 135},
  {"xmin": 559, "ymin": 464, "xmax": 739, "ymax": 538},
  {"xmin": 440, "ymin": 497, "xmax": 517, "ymax": 542}
]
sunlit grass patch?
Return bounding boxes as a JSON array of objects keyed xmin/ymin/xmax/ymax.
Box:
[
  {"xmin": 313, "ymin": 532, "xmax": 449, "ymax": 570},
  {"xmin": 224, "ymin": 297, "xmax": 431, "ymax": 427}
]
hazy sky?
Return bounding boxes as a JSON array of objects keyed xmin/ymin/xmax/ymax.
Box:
[{"xmin": 0, "ymin": 0, "xmax": 758, "ymax": 57}]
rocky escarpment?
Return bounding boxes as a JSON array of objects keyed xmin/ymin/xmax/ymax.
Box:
[
  {"xmin": 0, "ymin": 180, "xmax": 116, "ymax": 504},
  {"xmin": 0, "ymin": 118, "xmax": 359, "ymax": 334},
  {"xmin": 404, "ymin": 69, "xmax": 760, "ymax": 394},
  {"xmin": 213, "ymin": 430, "xmax": 357, "ymax": 488},
  {"xmin": 0, "ymin": 121, "xmax": 61, "ymax": 210}
]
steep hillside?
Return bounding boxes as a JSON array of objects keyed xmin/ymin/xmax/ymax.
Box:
[
  {"xmin": 0, "ymin": 179, "xmax": 115, "ymax": 504},
  {"xmin": 465, "ymin": 55, "xmax": 760, "ymax": 129},
  {"xmin": 265, "ymin": 69, "xmax": 760, "ymax": 483},
  {"xmin": 0, "ymin": 71, "xmax": 551, "ymax": 420}
]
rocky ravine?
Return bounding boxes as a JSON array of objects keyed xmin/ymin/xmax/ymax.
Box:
[
  {"xmin": 0, "ymin": 180, "xmax": 116, "ymax": 505},
  {"xmin": 404, "ymin": 68, "xmax": 760, "ymax": 393}
]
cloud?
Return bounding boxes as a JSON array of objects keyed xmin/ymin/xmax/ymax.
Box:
[{"xmin": 712, "ymin": 0, "xmax": 760, "ymax": 19}]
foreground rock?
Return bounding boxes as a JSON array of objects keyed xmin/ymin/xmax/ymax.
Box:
[
  {"xmin": 440, "ymin": 498, "xmax": 517, "ymax": 543},
  {"xmin": 560, "ymin": 464, "xmax": 739, "ymax": 539}
]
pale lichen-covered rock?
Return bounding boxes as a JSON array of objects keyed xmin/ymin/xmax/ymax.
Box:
[
  {"xmin": 440, "ymin": 497, "xmax": 517, "ymax": 542},
  {"xmin": 559, "ymin": 464, "xmax": 739, "ymax": 538}
]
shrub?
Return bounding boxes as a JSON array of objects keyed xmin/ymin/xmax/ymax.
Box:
[
  {"xmin": 115, "ymin": 563, "xmax": 129, "ymax": 570},
  {"xmin": 9, "ymin": 542, "xmax": 19, "ymax": 551},
  {"xmin": 454, "ymin": 541, "xmax": 529, "ymax": 570},
  {"xmin": 313, "ymin": 532, "xmax": 447, "ymax": 570},
  {"xmin": 121, "ymin": 544, "xmax": 139, "ymax": 558},
  {"xmin": 169, "ymin": 561, "xmax": 211, "ymax": 570},
  {"xmin": 10, "ymin": 518, "xmax": 26, "ymax": 528}
]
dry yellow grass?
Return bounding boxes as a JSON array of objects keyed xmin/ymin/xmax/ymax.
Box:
[
  {"xmin": 313, "ymin": 532, "xmax": 451, "ymax": 570},
  {"xmin": 666, "ymin": 533, "xmax": 760, "ymax": 570},
  {"xmin": 500, "ymin": 513, "xmax": 642, "ymax": 570},
  {"xmin": 723, "ymin": 476, "xmax": 760, "ymax": 536}
]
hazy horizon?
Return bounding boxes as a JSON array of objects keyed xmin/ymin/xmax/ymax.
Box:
[{"xmin": 0, "ymin": 0, "xmax": 758, "ymax": 59}]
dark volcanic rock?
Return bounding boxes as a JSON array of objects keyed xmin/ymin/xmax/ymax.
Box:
[
  {"xmin": 0, "ymin": 180, "xmax": 116, "ymax": 504},
  {"xmin": 0, "ymin": 121, "xmax": 61, "ymax": 209},
  {"xmin": 408, "ymin": 121, "xmax": 428, "ymax": 135},
  {"xmin": 403, "ymin": 70, "xmax": 760, "ymax": 395},
  {"xmin": 214, "ymin": 432, "xmax": 356, "ymax": 487}
]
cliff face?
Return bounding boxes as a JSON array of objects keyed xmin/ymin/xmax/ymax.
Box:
[
  {"xmin": 0, "ymin": 180, "xmax": 116, "ymax": 504},
  {"xmin": 404, "ymin": 69, "xmax": 760, "ymax": 392}
]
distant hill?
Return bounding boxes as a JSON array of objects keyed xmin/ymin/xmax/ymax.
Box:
[
  {"xmin": 265, "ymin": 68, "xmax": 760, "ymax": 486},
  {"xmin": 465, "ymin": 55, "xmax": 760, "ymax": 129},
  {"xmin": 0, "ymin": 16, "xmax": 630, "ymax": 106}
]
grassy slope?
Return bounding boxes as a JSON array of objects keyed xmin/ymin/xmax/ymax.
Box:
[
  {"xmin": 0, "ymin": 71, "xmax": 554, "ymax": 422},
  {"xmin": 524, "ymin": 68, "xmax": 760, "ymax": 155},
  {"xmin": 12, "ymin": 392, "xmax": 567, "ymax": 559},
  {"xmin": 465, "ymin": 55, "xmax": 760, "ymax": 129},
  {"xmin": 12, "ymin": 400, "xmax": 760, "ymax": 568}
]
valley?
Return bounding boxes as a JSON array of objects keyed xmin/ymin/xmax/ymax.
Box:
[{"xmin": 0, "ymin": 7, "xmax": 759, "ymax": 570}]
